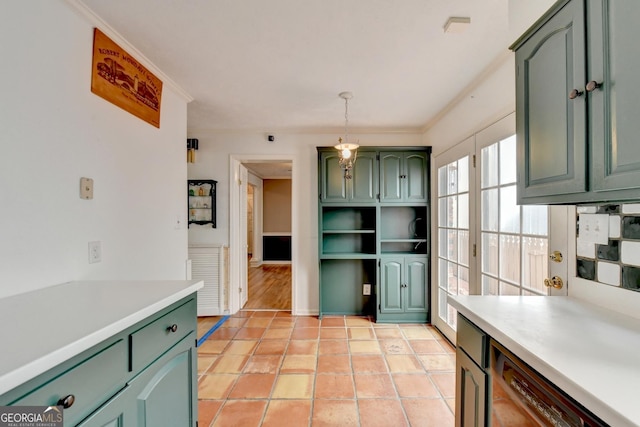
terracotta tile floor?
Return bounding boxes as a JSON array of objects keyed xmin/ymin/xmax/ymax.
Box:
[{"xmin": 197, "ymin": 311, "xmax": 456, "ymax": 427}]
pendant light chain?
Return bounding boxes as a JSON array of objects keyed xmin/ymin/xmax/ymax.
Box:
[
  {"xmin": 344, "ymin": 95, "xmax": 349, "ymax": 145},
  {"xmin": 334, "ymin": 91, "xmax": 359, "ymax": 179}
]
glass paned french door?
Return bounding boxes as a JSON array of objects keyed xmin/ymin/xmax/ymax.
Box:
[
  {"xmin": 437, "ymin": 156, "xmax": 470, "ymax": 331},
  {"xmin": 480, "ymin": 135, "xmax": 549, "ymax": 296}
]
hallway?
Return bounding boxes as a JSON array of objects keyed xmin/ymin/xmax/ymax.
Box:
[{"xmin": 244, "ymin": 264, "xmax": 292, "ymax": 310}]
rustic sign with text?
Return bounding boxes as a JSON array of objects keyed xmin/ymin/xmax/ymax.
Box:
[{"xmin": 91, "ymin": 28, "xmax": 163, "ymax": 128}]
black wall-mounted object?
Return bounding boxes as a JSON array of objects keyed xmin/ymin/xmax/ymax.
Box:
[
  {"xmin": 186, "ymin": 138, "xmax": 199, "ymax": 149},
  {"xmin": 188, "ymin": 179, "xmax": 216, "ymax": 228}
]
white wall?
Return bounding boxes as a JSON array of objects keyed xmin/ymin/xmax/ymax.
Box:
[
  {"xmin": 188, "ymin": 132, "xmax": 423, "ymax": 314},
  {"xmin": 0, "ymin": 1, "xmax": 190, "ymax": 298},
  {"xmin": 423, "ymin": 54, "xmax": 516, "ymax": 156}
]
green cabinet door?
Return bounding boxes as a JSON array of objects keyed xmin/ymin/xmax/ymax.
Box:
[
  {"xmin": 589, "ymin": 0, "xmax": 640, "ymax": 192},
  {"xmin": 380, "ymin": 152, "xmax": 428, "ymax": 202},
  {"xmin": 380, "ymin": 258, "xmax": 403, "ymax": 314},
  {"xmin": 379, "ymin": 256, "xmax": 427, "ymax": 317},
  {"xmin": 76, "ymin": 386, "xmax": 134, "ymax": 427},
  {"xmin": 350, "ymin": 151, "xmax": 378, "ymax": 203},
  {"xmin": 514, "ymin": 0, "xmax": 587, "ymax": 202},
  {"xmin": 380, "ymin": 153, "xmax": 403, "ymax": 202},
  {"xmin": 132, "ymin": 333, "xmax": 196, "ymax": 427},
  {"xmin": 405, "ymin": 257, "xmax": 427, "ymax": 313},
  {"xmin": 320, "ymin": 151, "xmax": 377, "ymax": 203},
  {"xmin": 320, "ymin": 152, "xmax": 348, "ymax": 202},
  {"xmin": 404, "ymin": 153, "xmax": 428, "ymax": 202},
  {"xmin": 455, "ymin": 348, "xmax": 487, "ymax": 427}
]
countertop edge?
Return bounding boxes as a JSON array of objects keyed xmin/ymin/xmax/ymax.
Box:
[
  {"xmin": 449, "ymin": 296, "xmax": 636, "ymax": 427},
  {"xmin": 0, "ymin": 280, "xmax": 203, "ymax": 396}
]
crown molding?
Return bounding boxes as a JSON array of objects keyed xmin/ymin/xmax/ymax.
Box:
[
  {"xmin": 64, "ymin": 0, "xmax": 193, "ymax": 103},
  {"xmin": 187, "ymin": 126, "xmax": 423, "ymax": 136}
]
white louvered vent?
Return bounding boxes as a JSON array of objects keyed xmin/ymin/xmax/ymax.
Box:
[{"xmin": 188, "ymin": 245, "xmax": 227, "ymax": 316}]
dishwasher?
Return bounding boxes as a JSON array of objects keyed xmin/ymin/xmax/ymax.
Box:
[{"xmin": 490, "ymin": 339, "xmax": 608, "ymax": 427}]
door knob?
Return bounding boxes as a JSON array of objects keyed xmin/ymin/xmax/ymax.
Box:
[
  {"xmin": 549, "ymin": 251, "xmax": 563, "ymax": 263},
  {"xmin": 544, "ymin": 276, "xmax": 564, "ymax": 289}
]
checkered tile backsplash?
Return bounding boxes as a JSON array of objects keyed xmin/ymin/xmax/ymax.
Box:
[{"xmin": 576, "ymin": 204, "xmax": 640, "ymax": 291}]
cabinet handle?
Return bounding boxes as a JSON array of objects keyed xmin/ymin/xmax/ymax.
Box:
[
  {"xmin": 58, "ymin": 394, "xmax": 75, "ymax": 409},
  {"xmin": 167, "ymin": 324, "xmax": 178, "ymax": 333},
  {"xmin": 586, "ymin": 80, "xmax": 603, "ymax": 92},
  {"xmin": 568, "ymin": 89, "xmax": 584, "ymax": 99}
]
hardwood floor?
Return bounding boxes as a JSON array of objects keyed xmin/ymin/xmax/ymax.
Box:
[{"xmin": 245, "ymin": 264, "xmax": 291, "ymax": 310}]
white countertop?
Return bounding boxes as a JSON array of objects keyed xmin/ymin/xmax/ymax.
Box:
[
  {"xmin": 0, "ymin": 280, "xmax": 203, "ymax": 396},
  {"xmin": 449, "ymin": 295, "xmax": 640, "ymax": 427}
]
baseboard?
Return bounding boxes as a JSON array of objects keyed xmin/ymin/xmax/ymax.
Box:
[
  {"xmin": 261, "ymin": 261, "xmax": 292, "ymax": 265},
  {"xmin": 249, "ymin": 258, "xmax": 263, "ymax": 268}
]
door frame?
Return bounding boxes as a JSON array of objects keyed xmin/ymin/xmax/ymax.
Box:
[
  {"xmin": 431, "ymin": 136, "xmax": 476, "ymax": 343},
  {"xmin": 229, "ymin": 154, "xmax": 295, "ymax": 314}
]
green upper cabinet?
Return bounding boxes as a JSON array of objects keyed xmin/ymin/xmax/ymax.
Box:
[
  {"xmin": 589, "ymin": 0, "xmax": 640, "ymax": 193},
  {"xmin": 513, "ymin": 0, "xmax": 587, "ymax": 202},
  {"xmin": 512, "ymin": 0, "xmax": 640, "ymax": 204},
  {"xmin": 380, "ymin": 152, "xmax": 428, "ymax": 203},
  {"xmin": 319, "ymin": 151, "xmax": 378, "ymax": 203}
]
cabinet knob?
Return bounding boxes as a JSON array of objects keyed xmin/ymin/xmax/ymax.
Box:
[
  {"xmin": 58, "ymin": 394, "xmax": 75, "ymax": 409},
  {"xmin": 586, "ymin": 80, "xmax": 603, "ymax": 92},
  {"xmin": 167, "ymin": 324, "xmax": 178, "ymax": 333},
  {"xmin": 568, "ymin": 89, "xmax": 584, "ymax": 100}
]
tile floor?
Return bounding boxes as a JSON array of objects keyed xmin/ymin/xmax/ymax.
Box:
[{"xmin": 197, "ymin": 311, "xmax": 456, "ymax": 427}]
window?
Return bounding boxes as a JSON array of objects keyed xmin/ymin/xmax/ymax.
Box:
[{"xmin": 480, "ymin": 136, "xmax": 549, "ymax": 296}]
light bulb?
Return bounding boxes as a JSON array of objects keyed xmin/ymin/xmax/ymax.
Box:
[{"xmin": 342, "ymin": 148, "xmax": 352, "ymax": 159}]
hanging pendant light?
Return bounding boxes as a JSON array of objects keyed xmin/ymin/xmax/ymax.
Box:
[{"xmin": 334, "ymin": 91, "xmax": 359, "ymax": 179}]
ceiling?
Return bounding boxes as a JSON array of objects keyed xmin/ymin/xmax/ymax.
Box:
[
  {"xmin": 82, "ymin": 0, "xmax": 511, "ymax": 133},
  {"xmin": 244, "ymin": 162, "xmax": 292, "ymax": 179}
]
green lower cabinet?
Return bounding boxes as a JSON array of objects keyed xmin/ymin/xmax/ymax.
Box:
[
  {"xmin": 455, "ymin": 348, "xmax": 487, "ymax": 427},
  {"xmin": 0, "ymin": 296, "xmax": 198, "ymax": 427},
  {"xmin": 130, "ymin": 333, "xmax": 196, "ymax": 427},
  {"xmin": 77, "ymin": 332, "xmax": 196, "ymax": 427},
  {"xmin": 378, "ymin": 256, "xmax": 428, "ymax": 323},
  {"xmin": 76, "ymin": 386, "xmax": 134, "ymax": 427}
]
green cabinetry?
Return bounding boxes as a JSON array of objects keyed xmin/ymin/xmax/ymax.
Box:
[
  {"xmin": 319, "ymin": 151, "xmax": 378, "ymax": 203},
  {"xmin": 318, "ymin": 147, "xmax": 430, "ymax": 322},
  {"xmin": 380, "ymin": 151, "xmax": 428, "ymax": 202},
  {"xmin": 512, "ymin": 0, "xmax": 640, "ymax": 204},
  {"xmin": 0, "ymin": 296, "xmax": 198, "ymax": 427},
  {"xmin": 378, "ymin": 256, "xmax": 428, "ymax": 323},
  {"xmin": 455, "ymin": 314, "xmax": 489, "ymax": 427}
]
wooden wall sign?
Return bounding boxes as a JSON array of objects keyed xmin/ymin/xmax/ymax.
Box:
[{"xmin": 91, "ymin": 28, "xmax": 163, "ymax": 128}]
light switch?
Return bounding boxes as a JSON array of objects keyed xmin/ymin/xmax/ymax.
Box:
[
  {"xmin": 579, "ymin": 214, "xmax": 609, "ymax": 244},
  {"xmin": 80, "ymin": 177, "xmax": 94, "ymax": 200}
]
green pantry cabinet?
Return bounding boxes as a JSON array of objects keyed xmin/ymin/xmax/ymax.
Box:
[
  {"xmin": 0, "ymin": 297, "xmax": 198, "ymax": 427},
  {"xmin": 512, "ymin": 0, "xmax": 640, "ymax": 204},
  {"xmin": 318, "ymin": 147, "xmax": 430, "ymax": 322}
]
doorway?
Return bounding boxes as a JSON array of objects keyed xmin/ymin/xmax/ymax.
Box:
[
  {"xmin": 246, "ymin": 172, "xmax": 292, "ymax": 310},
  {"xmin": 229, "ymin": 156, "xmax": 294, "ymax": 313}
]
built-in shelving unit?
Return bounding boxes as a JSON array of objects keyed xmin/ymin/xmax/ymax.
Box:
[{"xmin": 318, "ymin": 147, "xmax": 431, "ymax": 322}]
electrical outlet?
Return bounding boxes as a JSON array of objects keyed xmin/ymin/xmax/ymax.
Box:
[
  {"xmin": 363, "ymin": 283, "xmax": 371, "ymax": 296},
  {"xmin": 88, "ymin": 241, "xmax": 101, "ymax": 264}
]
